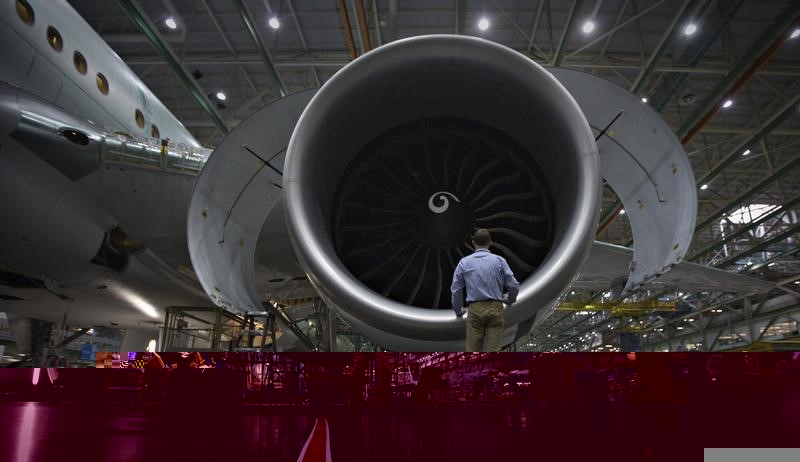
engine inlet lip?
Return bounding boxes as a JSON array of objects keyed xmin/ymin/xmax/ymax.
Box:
[{"xmin": 284, "ymin": 35, "xmax": 601, "ymax": 342}]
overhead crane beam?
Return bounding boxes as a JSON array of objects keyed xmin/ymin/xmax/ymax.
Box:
[
  {"xmin": 199, "ymin": 0, "xmax": 260, "ymax": 98},
  {"xmin": 548, "ymin": 312, "xmax": 600, "ymax": 342},
  {"xmin": 646, "ymin": 301, "xmax": 800, "ymax": 351},
  {"xmin": 678, "ymin": 5, "xmax": 800, "ymax": 142},
  {"xmin": 565, "ymin": 0, "xmax": 666, "ymax": 60},
  {"xmin": 337, "ymin": 0, "xmax": 358, "ymax": 59},
  {"xmin": 286, "ymin": 0, "xmax": 322, "ymax": 86},
  {"xmin": 231, "ymin": 0, "xmax": 288, "ymax": 97},
  {"xmin": 693, "ymin": 148, "xmax": 800, "ymax": 234},
  {"xmin": 689, "ymin": 194, "xmax": 800, "ymax": 262},
  {"xmin": 599, "ymin": 7, "xmax": 800, "ymax": 235},
  {"xmin": 371, "ymin": 0, "xmax": 383, "ymax": 47},
  {"xmin": 742, "ymin": 247, "xmax": 800, "ymax": 273},
  {"xmin": 714, "ymin": 222, "xmax": 800, "ymax": 269},
  {"xmin": 623, "ymin": 95, "xmax": 800, "ymax": 247},
  {"xmin": 629, "ymin": 0, "xmax": 696, "ymax": 95},
  {"xmin": 694, "ymin": 93, "xmax": 800, "ymax": 188},
  {"xmin": 117, "ymin": 0, "xmax": 228, "ymax": 134},
  {"xmin": 353, "ymin": 0, "xmax": 373, "ymax": 54},
  {"xmin": 525, "ymin": 310, "xmax": 593, "ymax": 346},
  {"xmin": 650, "ymin": 0, "xmax": 745, "ymax": 111},
  {"xmin": 552, "ymin": 0, "xmax": 583, "ymax": 67},
  {"xmin": 455, "ymin": 0, "xmax": 467, "ymax": 35},
  {"xmin": 557, "ymin": 315, "xmax": 620, "ymax": 350},
  {"xmin": 526, "ymin": 0, "xmax": 546, "ymax": 58},
  {"xmin": 619, "ymin": 96, "xmax": 800, "ymax": 246}
]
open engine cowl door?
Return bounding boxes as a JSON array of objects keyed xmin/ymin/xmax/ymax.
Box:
[
  {"xmin": 187, "ymin": 90, "xmax": 316, "ymax": 313},
  {"xmin": 550, "ymin": 68, "xmax": 697, "ymax": 294}
]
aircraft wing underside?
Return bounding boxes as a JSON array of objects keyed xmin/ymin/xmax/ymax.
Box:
[{"xmin": 575, "ymin": 241, "xmax": 775, "ymax": 294}]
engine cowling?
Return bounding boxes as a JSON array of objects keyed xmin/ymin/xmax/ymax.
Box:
[{"xmin": 283, "ymin": 35, "xmax": 601, "ymax": 350}]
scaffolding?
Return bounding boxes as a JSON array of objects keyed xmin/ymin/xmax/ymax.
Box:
[{"xmin": 162, "ymin": 307, "xmax": 284, "ymax": 351}]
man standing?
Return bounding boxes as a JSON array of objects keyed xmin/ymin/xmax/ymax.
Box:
[{"xmin": 451, "ymin": 229, "xmax": 520, "ymax": 352}]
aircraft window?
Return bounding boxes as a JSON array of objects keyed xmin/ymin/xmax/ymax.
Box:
[
  {"xmin": 151, "ymin": 124, "xmax": 160, "ymax": 139},
  {"xmin": 73, "ymin": 51, "xmax": 87, "ymax": 75},
  {"xmin": 96, "ymin": 73, "xmax": 109, "ymax": 95},
  {"xmin": 47, "ymin": 26, "xmax": 63, "ymax": 52},
  {"xmin": 16, "ymin": 0, "xmax": 34, "ymax": 25},
  {"xmin": 135, "ymin": 109, "xmax": 145, "ymax": 128}
]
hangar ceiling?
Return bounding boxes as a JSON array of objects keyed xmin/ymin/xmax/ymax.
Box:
[{"xmin": 66, "ymin": 0, "xmax": 800, "ymax": 351}]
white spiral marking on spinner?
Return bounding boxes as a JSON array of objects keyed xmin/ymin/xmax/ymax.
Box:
[{"xmin": 428, "ymin": 191, "xmax": 461, "ymax": 214}]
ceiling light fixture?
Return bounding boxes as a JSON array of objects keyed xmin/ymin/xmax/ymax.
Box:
[
  {"xmin": 619, "ymin": 209, "xmax": 626, "ymax": 215},
  {"xmin": 742, "ymin": 149, "xmax": 751, "ymax": 156},
  {"xmin": 722, "ymin": 99, "xmax": 733, "ymax": 109},
  {"xmin": 683, "ymin": 23, "xmax": 697, "ymax": 36},
  {"xmin": 164, "ymin": 16, "xmax": 178, "ymax": 30},
  {"xmin": 790, "ymin": 28, "xmax": 800, "ymax": 39},
  {"xmin": 268, "ymin": 16, "xmax": 280, "ymax": 29},
  {"xmin": 215, "ymin": 91, "xmax": 227, "ymax": 101},
  {"xmin": 641, "ymin": 97, "xmax": 648, "ymax": 103},
  {"xmin": 700, "ymin": 184, "xmax": 708, "ymax": 190},
  {"xmin": 478, "ymin": 17, "xmax": 490, "ymax": 31},
  {"xmin": 582, "ymin": 20, "xmax": 595, "ymax": 34}
]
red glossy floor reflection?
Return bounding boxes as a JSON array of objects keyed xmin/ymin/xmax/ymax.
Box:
[
  {"xmin": 1, "ymin": 353, "xmax": 799, "ymax": 461},
  {"xmin": 0, "ymin": 403, "xmax": 316, "ymax": 462},
  {"xmin": 5, "ymin": 398, "xmax": 798, "ymax": 462},
  {"xmin": 0, "ymin": 402, "xmax": 703, "ymax": 462}
]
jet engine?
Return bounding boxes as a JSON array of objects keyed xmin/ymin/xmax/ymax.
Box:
[{"xmin": 189, "ymin": 35, "xmax": 601, "ymax": 350}]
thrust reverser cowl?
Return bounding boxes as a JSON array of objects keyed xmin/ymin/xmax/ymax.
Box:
[{"xmin": 284, "ymin": 35, "xmax": 601, "ymax": 349}]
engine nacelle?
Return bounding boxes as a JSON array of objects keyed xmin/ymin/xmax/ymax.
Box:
[
  {"xmin": 189, "ymin": 35, "xmax": 601, "ymax": 350},
  {"xmin": 283, "ymin": 35, "xmax": 601, "ymax": 349}
]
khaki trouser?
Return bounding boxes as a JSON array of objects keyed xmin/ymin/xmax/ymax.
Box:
[{"xmin": 466, "ymin": 301, "xmax": 505, "ymax": 352}]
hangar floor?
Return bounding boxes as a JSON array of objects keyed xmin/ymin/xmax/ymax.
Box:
[{"xmin": 2, "ymin": 398, "xmax": 799, "ymax": 462}]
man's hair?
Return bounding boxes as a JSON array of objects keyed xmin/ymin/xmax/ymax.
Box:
[{"xmin": 472, "ymin": 228, "xmax": 492, "ymax": 247}]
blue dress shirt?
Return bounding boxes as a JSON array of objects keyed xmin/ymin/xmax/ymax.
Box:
[{"xmin": 451, "ymin": 248, "xmax": 520, "ymax": 316}]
